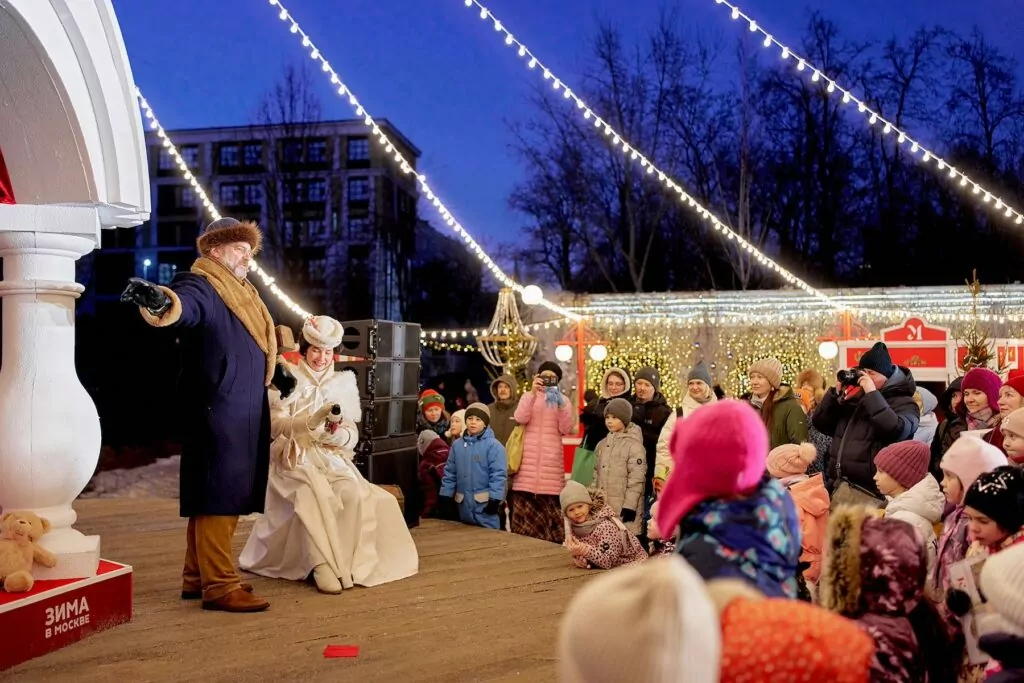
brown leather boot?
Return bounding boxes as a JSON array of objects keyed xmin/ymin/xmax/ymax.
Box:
[
  {"xmin": 201, "ymin": 588, "xmax": 270, "ymax": 612},
  {"xmin": 181, "ymin": 582, "xmax": 254, "ymax": 600}
]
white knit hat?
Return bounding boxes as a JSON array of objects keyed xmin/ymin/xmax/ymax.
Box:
[
  {"xmin": 978, "ymin": 541, "xmax": 1024, "ymax": 638},
  {"xmin": 559, "ymin": 556, "xmax": 722, "ymax": 683},
  {"xmin": 302, "ymin": 315, "xmax": 343, "ymax": 349}
]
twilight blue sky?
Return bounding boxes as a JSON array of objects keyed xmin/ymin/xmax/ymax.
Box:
[{"xmin": 117, "ymin": 0, "xmax": 1023, "ymax": 250}]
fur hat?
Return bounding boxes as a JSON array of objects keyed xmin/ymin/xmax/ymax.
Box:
[
  {"xmin": 978, "ymin": 542, "xmax": 1024, "ymax": 637},
  {"xmin": 820, "ymin": 506, "xmax": 925, "ymax": 618},
  {"xmin": 766, "ymin": 443, "xmax": 816, "ymax": 478},
  {"xmin": 657, "ymin": 400, "xmax": 769, "ymax": 536},
  {"xmin": 302, "ymin": 315, "xmax": 343, "ymax": 349},
  {"xmin": 748, "ymin": 358, "xmax": 783, "ymax": 390},
  {"xmin": 939, "ymin": 435, "xmax": 1007, "ymax": 496},
  {"xmin": 963, "ymin": 466, "xmax": 1024, "ymax": 533},
  {"xmin": 855, "ymin": 342, "xmax": 895, "ymax": 379},
  {"xmin": 537, "ymin": 361, "xmax": 563, "ymax": 382},
  {"xmin": 873, "ymin": 441, "xmax": 931, "ymax": 490},
  {"xmin": 197, "ymin": 217, "xmax": 262, "ymax": 257},
  {"xmin": 560, "ymin": 480, "xmax": 593, "ymax": 513},
  {"xmin": 962, "ymin": 367, "xmax": 1003, "ymax": 413},
  {"xmin": 417, "ymin": 430, "xmax": 441, "ymax": 456},
  {"xmin": 634, "ymin": 367, "xmax": 661, "ymax": 391},
  {"xmin": 465, "ymin": 402, "xmax": 490, "ymax": 427},
  {"xmin": 604, "ymin": 397, "xmax": 633, "ymax": 426},
  {"xmin": 687, "ymin": 361, "xmax": 712, "ymax": 388},
  {"xmin": 559, "ymin": 556, "xmax": 722, "ymax": 683},
  {"xmin": 1004, "ymin": 370, "xmax": 1024, "ymax": 399},
  {"xmin": 419, "ymin": 390, "xmax": 444, "ymax": 411}
]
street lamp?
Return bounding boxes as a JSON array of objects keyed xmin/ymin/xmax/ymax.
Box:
[{"xmin": 142, "ymin": 258, "xmax": 152, "ymax": 279}]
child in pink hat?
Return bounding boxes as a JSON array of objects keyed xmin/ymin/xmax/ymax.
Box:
[
  {"xmin": 767, "ymin": 443, "xmax": 829, "ymax": 587},
  {"xmin": 657, "ymin": 400, "xmax": 801, "ymax": 598}
]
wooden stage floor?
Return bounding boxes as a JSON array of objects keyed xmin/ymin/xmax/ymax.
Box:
[{"xmin": 6, "ymin": 499, "xmax": 589, "ymax": 682}]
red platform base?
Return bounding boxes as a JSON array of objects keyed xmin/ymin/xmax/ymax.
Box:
[{"xmin": 0, "ymin": 560, "xmax": 133, "ymax": 672}]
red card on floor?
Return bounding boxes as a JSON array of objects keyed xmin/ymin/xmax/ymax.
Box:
[{"xmin": 323, "ymin": 645, "xmax": 359, "ymax": 658}]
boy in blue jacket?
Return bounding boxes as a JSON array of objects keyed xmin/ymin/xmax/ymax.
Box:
[{"xmin": 439, "ymin": 403, "xmax": 508, "ymax": 529}]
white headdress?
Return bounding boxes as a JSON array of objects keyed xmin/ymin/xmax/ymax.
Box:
[{"xmin": 302, "ymin": 315, "xmax": 343, "ymax": 349}]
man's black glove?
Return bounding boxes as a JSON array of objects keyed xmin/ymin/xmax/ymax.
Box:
[
  {"xmin": 945, "ymin": 588, "xmax": 973, "ymax": 617},
  {"xmin": 271, "ymin": 362, "xmax": 297, "ymax": 399},
  {"xmin": 620, "ymin": 508, "xmax": 636, "ymax": 523},
  {"xmin": 483, "ymin": 499, "xmax": 502, "ymax": 516},
  {"xmin": 121, "ymin": 277, "xmax": 171, "ymax": 316}
]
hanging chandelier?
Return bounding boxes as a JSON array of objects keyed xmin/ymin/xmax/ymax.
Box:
[{"xmin": 476, "ymin": 288, "xmax": 538, "ymax": 373}]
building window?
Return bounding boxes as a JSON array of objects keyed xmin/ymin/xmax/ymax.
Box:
[
  {"xmin": 348, "ymin": 137, "xmax": 369, "ymax": 162},
  {"xmin": 307, "ymin": 140, "xmax": 327, "ymax": 163},
  {"xmin": 219, "ymin": 144, "xmax": 239, "ymax": 167},
  {"xmin": 283, "ymin": 140, "xmax": 303, "ymax": 164},
  {"xmin": 348, "ymin": 177, "xmax": 370, "ymax": 201},
  {"xmin": 242, "ymin": 183, "xmax": 262, "ymax": 205},
  {"xmin": 180, "ymin": 145, "xmax": 200, "ymax": 169},
  {"xmin": 178, "ymin": 187, "xmax": 196, "ymax": 208},
  {"xmin": 307, "ymin": 219, "xmax": 327, "ymax": 238},
  {"xmin": 347, "ymin": 217, "xmax": 372, "ymax": 240},
  {"xmin": 283, "ymin": 220, "xmax": 295, "ymax": 243},
  {"xmin": 220, "ymin": 184, "xmax": 240, "ymax": 205},
  {"xmin": 157, "ymin": 263, "xmax": 179, "ymax": 285},
  {"xmin": 308, "ymin": 179, "xmax": 326, "ymax": 202},
  {"xmin": 243, "ymin": 143, "xmax": 262, "ymax": 166},
  {"xmin": 158, "ymin": 149, "xmax": 174, "ymax": 170},
  {"xmin": 307, "ymin": 258, "xmax": 327, "ymax": 285}
]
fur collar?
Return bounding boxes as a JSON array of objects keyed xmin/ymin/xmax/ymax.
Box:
[{"xmin": 819, "ymin": 505, "xmax": 869, "ymax": 616}]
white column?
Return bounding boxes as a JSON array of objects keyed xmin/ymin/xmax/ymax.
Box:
[{"xmin": 0, "ymin": 203, "xmax": 103, "ymax": 579}]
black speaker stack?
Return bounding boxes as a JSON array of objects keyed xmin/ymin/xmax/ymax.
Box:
[{"xmin": 335, "ymin": 319, "xmax": 422, "ymax": 527}]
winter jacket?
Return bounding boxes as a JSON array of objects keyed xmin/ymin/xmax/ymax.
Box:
[
  {"xmin": 883, "ymin": 475, "xmax": 945, "ymax": 576},
  {"xmin": 440, "ymin": 427, "xmax": 507, "ymax": 529},
  {"xmin": 487, "ymin": 374, "xmax": 520, "ymax": 447},
  {"xmin": 416, "ymin": 413, "xmax": 450, "ymax": 441},
  {"xmin": 675, "ymin": 473, "xmax": 802, "ymax": 599},
  {"xmin": 980, "ymin": 633, "xmax": 1024, "ymax": 683},
  {"xmin": 580, "ymin": 368, "xmax": 632, "ymax": 451},
  {"xmin": 512, "ymin": 389, "xmax": 576, "ymax": 496},
  {"xmin": 418, "ymin": 439, "xmax": 451, "ymax": 518},
  {"xmin": 933, "ymin": 505, "xmax": 970, "ymax": 599},
  {"xmin": 592, "ymin": 423, "xmax": 647, "ymax": 534},
  {"xmin": 783, "ymin": 473, "xmax": 830, "ymax": 583},
  {"xmin": 632, "ymin": 392, "xmax": 673, "ymax": 484},
  {"xmin": 566, "ymin": 498, "xmax": 647, "ymax": 570},
  {"xmin": 806, "ymin": 425, "xmax": 832, "ymax": 476},
  {"xmin": 913, "ymin": 387, "xmax": 939, "ymax": 445},
  {"xmin": 813, "ymin": 366, "xmax": 920, "ymax": 496},
  {"xmin": 753, "ymin": 385, "xmax": 809, "ymax": 450},
  {"xmin": 653, "ymin": 393, "xmax": 717, "ymax": 483},
  {"xmin": 931, "ymin": 378, "xmax": 965, "ymax": 478}
]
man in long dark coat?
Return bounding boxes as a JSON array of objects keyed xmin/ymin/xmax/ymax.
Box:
[{"xmin": 121, "ymin": 218, "xmax": 295, "ymax": 613}]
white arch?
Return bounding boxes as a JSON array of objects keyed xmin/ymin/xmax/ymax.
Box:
[{"xmin": 0, "ymin": 0, "xmax": 150, "ymax": 226}]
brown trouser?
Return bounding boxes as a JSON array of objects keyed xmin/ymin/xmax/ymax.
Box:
[{"xmin": 182, "ymin": 515, "xmax": 242, "ymax": 601}]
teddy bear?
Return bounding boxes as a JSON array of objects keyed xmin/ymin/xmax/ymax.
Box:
[{"xmin": 0, "ymin": 511, "xmax": 57, "ymax": 592}]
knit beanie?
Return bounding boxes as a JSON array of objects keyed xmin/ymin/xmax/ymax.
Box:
[
  {"xmin": 855, "ymin": 342, "xmax": 895, "ymax": 378},
  {"xmin": 962, "ymin": 367, "xmax": 1003, "ymax": 412},
  {"xmin": 748, "ymin": 358, "xmax": 783, "ymax": 390},
  {"xmin": 963, "ymin": 466, "xmax": 1024, "ymax": 533},
  {"xmin": 559, "ymin": 556, "xmax": 722, "ymax": 683},
  {"xmin": 450, "ymin": 409, "xmax": 466, "ymax": 427},
  {"xmin": 537, "ymin": 361, "xmax": 563, "ymax": 382},
  {"xmin": 687, "ymin": 361, "xmax": 713, "ymax": 388},
  {"xmin": 978, "ymin": 542, "xmax": 1024, "ymax": 637},
  {"xmin": 419, "ymin": 389, "xmax": 444, "ymax": 411},
  {"xmin": 417, "ymin": 430, "xmax": 440, "ymax": 456},
  {"xmin": 939, "ymin": 435, "xmax": 1007, "ymax": 496},
  {"xmin": 1005, "ymin": 370, "xmax": 1024, "ymax": 399},
  {"xmin": 604, "ymin": 398, "xmax": 634, "ymax": 426},
  {"xmin": 766, "ymin": 443, "xmax": 816, "ymax": 478},
  {"xmin": 635, "ymin": 367, "xmax": 661, "ymax": 391},
  {"xmin": 657, "ymin": 401, "xmax": 769, "ymax": 535},
  {"xmin": 465, "ymin": 402, "xmax": 490, "ymax": 427},
  {"xmin": 560, "ymin": 480, "xmax": 592, "ymax": 513},
  {"xmin": 873, "ymin": 441, "xmax": 931, "ymax": 490}
]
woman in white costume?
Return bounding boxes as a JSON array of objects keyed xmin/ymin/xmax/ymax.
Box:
[{"xmin": 240, "ymin": 315, "xmax": 419, "ymax": 594}]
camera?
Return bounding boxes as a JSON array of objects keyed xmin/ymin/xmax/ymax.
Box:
[
  {"xmin": 540, "ymin": 375, "xmax": 559, "ymax": 387},
  {"xmin": 836, "ymin": 369, "xmax": 864, "ymax": 387}
]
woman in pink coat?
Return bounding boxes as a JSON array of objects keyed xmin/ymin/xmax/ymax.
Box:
[{"xmin": 510, "ymin": 361, "xmax": 576, "ymax": 543}]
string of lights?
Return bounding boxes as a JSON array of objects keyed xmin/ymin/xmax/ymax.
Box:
[
  {"xmin": 262, "ymin": 0, "xmax": 580, "ymax": 322},
  {"xmin": 455, "ymin": 0, "xmax": 843, "ymax": 311},
  {"xmin": 712, "ymin": 0, "xmax": 1024, "ymax": 227},
  {"xmin": 135, "ymin": 89, "xmax": 313, "ymax": 319}
]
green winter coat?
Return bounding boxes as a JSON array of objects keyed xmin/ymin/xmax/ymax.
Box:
[{"xmin": 752, "ymin": 385, "xmax": 808, "ymax": 450}]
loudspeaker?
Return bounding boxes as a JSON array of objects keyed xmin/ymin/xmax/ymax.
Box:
[
  {"xmin": 355, "ymin": 437, "xmax": 420, "ymax": 528},
  {"xmin": 337, "ymin": 359, "xmax": 420, "ymax": 400},
  {"xmin": 361, "ymin": 398, "xmax": 418, "ymax": 439},
  {"xmin": 340, "ymin": 319, "xmax": 421, "ymax": 359}
]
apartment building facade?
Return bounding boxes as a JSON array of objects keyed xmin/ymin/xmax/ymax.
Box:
[{"xmin": 84, "ymin": 118, "xmax": 420, "ymax": 323}]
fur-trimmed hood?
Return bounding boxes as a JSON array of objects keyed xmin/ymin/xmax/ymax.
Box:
[{"xmin": 820, "ymin": 506, "xmax": 926, "ymax": 618}]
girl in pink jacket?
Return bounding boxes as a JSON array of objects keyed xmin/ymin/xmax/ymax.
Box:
[{"xmin": 510, "ymin": 361, "xmax": 576, "ymax": 543}]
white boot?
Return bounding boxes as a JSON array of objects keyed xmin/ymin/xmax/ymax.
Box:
[{"xmin": 312, "ymin": 564, "xmax": 342, "ymax": 594}]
